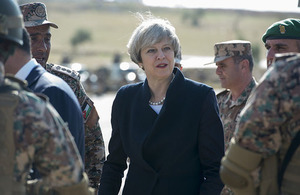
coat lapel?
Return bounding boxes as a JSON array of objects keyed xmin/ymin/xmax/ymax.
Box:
[{"xmin": 140, "ymin": 68, "xmax": 187, "ymax": 171}]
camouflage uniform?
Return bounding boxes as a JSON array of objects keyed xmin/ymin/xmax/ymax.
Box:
[
  {"xmin": 209, "ymin": 40, "xmax": 256, "ymax": 195},
  {"xmin": 19, "ymin": 2, "xmax": 106, "ymax": 188},
  {"xmin": 233, "ymin": 53, "xmax": 300, "ymax": 194},
  {"xmin": 1, "ymin": 75, "xmax": 84, "ymax": 194},
  {"xmin": 46, "ymin": 63, "xmax": 105, "ymax": 188},
  {"xmin": 217, "ymin": 78, "xmax": 257, "ymax": 195},
  {"xmin": 217, "ymin": 78, "xmax": 257, "ymax": 150}
]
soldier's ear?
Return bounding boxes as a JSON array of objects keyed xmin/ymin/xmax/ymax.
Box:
[{"xmin": 240, "ymin": 59, "xmax": 250, "ymax": 71}]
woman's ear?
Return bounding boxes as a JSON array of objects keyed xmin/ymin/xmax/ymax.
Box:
[{"xmin": 138, "ymin": 63, "xmax": 144, "ymax": 70}]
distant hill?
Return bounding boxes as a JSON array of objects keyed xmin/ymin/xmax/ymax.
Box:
[{"xmin": 18, "ymin": 0, "xmax": 300, "ymax": 72}]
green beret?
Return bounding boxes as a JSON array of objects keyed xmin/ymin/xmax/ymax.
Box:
[{"xmin": 262, "ymin": 18, "xmax": 300, "ymax": 43}]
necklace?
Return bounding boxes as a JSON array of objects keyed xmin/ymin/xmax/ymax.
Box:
[
  {"xmin": 148, "ymin": 73, "xmax": 174, "ymax": 106},
  {"xmin": 149, "ymin": 97, "xmax": 165, "ymax": 105}
]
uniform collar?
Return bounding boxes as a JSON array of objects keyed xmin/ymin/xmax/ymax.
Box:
[{"xmin": 225, "ymin": 77, "xmax": 257, "ymax": 108}]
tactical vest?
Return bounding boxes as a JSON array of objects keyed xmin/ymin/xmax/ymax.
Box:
[{"xmin": 0, "ymin": 76, "xmax": 27, "ymax": 195}]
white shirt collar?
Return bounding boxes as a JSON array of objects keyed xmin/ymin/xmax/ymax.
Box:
[
  {"xmin": 15, "ymin": 58, "xmax": 39, "ymax": 80},
  {"xmin": 150, "ymin": 104, "xmax": 163, "ymax": 114}
]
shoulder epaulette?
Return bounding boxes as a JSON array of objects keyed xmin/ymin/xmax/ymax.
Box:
[
  {"xmin": 47, "ymin": 63, "xmax": 81, "ymax": 81},
  {"xmin": 217, "ymin": 89, "xmax": 229, "ymax": 98},
  {"xmin": 1, "ymin": 75, "xmax": 28, "ymax": 91}
]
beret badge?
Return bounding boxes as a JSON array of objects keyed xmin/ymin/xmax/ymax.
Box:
[
  {"xmin": 35, "ymin": 5, "xmax": 46, "ymax": 18},
  {"xmin": 262, "ymin": 18, "xmax": 300, "ymax": 43},
  {"xmin": 279, "ymin": 25, "xmax": 286, "ymax": 34}
]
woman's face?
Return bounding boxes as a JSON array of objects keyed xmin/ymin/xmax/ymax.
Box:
[{"xmin": 139, "ymin": 38, "xmax": 175, "ymax": 81}]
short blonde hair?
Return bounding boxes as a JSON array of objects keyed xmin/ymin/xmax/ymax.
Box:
[{"xmin": 127, "ymin": 13, "xmax": 181, "ymax": 65}]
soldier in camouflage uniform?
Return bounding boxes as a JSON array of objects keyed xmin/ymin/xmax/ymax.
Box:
[
  {"xmin": 207, "ymin": 40, "xmax": 257, "ymax": 151},
  {"xmin": 0, "ymin": 0, "xmax": 93, "ymax": 194},
  {"xmin": 206, "ymin": 40, "xmax": 257, "ymax": 195},
  {"xmin": 262, "ymin": 18, "xmax": 300, "ymax": 68},
  {"xmin": 220, "ymin": 52, "xmax": 300, "ymax": 195},
  {"xmin": 19, "ymin": 2, "xmax": 105, "ymax": 189}
]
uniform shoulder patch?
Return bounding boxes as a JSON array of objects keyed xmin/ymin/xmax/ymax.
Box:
[
  {"xmin": 81, "ymin": 96, "xmax": 94, "ymax": 123},
  {"xmin": 48, "ymin": 63, "xmax": 81, "ymax": 81}
]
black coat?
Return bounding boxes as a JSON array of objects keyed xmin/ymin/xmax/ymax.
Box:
[{"xmin": 99, "ymin": 68, "xmax": 224, "ymax": 195}]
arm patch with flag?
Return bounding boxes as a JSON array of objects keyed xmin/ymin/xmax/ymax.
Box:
[{"xmin": 82, "ymin": 97, "xmax": 93, "ymax": 123}]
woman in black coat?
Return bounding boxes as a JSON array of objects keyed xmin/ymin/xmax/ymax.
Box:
[{"xmin": 98, "ymin": 13, "xmax": 224, "ymax": 195}]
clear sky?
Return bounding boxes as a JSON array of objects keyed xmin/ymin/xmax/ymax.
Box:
[{"xmin": 143, "ymin": 0, "xmax": 300, "ymax": 13}]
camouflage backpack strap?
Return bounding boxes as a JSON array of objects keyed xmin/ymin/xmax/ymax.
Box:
[
  {"xmin": 279, "ymin": 131, "xmax": 300, "ymax": 190},
  {"xmin": 0, "ymin": 76, "xmax": 26, "ymax": 194},
  {"xmin": 47, "ymin": 63, "xmax": 81, "ymax": 81}
]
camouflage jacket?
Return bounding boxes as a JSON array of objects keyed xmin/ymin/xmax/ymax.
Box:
[
  {"xmin": 235, "ymin": 53, "xmax": 300, "ymax": 156},
  {"xmin": 0, "ymin": 76, "xmax": 83, "ymax": 193},
  {"xmin": 234, "ymin": 53, "xmax": 300, "ymax": 195},
  {"xmin": 45, "ymin": 63, "xmax": 105, "ymax": 188},
  {"xmin": 217, "ymin": 78, "xmax": 257, "ymax": 150}
]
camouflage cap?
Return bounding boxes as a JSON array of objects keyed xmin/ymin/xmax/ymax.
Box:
[
  {"xmin": 205, "ymin": 40, "xmax": 252, "ymax": 65},
  {"xmin": 20, "ymin": 2, "xmax": 58, "ymax": 29},
  {"xmin": 262, "ymin": 18, "xmax": 300, "ymax": 43}
]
